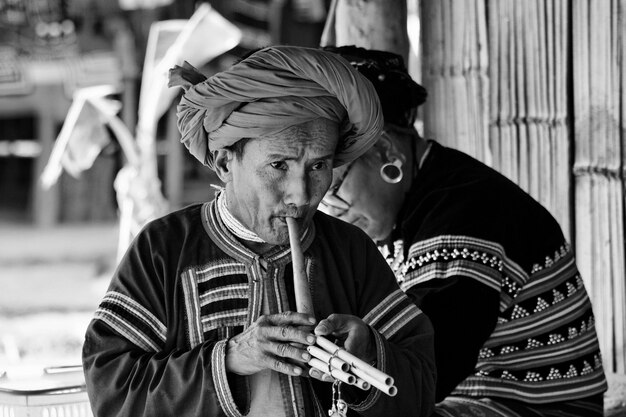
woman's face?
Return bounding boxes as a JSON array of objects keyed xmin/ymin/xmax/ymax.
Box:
[{"xmin": 320, "ymin": 144, "xmax": 407, "ymax": 242}]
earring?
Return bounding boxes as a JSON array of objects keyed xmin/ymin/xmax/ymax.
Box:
[{"xmin": 380, "ymin": 157, "xmax": 403, "ymax": 184}]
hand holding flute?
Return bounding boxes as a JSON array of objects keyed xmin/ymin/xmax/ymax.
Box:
[{"xmin": 286, "ymin": 217, "xmax": 397, "ymax": 396}]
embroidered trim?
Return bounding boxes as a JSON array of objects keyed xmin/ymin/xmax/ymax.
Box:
[
  {"xmin": 349, "ymin": 329, "xmax": 384, "ymax": 412},
  {"xmin": 397, "ymin": 236, "xmax": 529, "ymax": 310},
  {"xmin": 363, "ymin": 289, "xmax": 422, "ymax": 339},
  {"xmin": 217, "ymin": 191, "xmax": 265, "ymax": 243},
  {"xmin": 211, "ymin": 340, "xmax": 244, "ymax": 417},
  {"xmin": 94, "ymin": 291, "xmax": 166, "ymax": 352},
  {"xmin": 488, "ymin": 288, "xmax": 592, "ymax": 346},
  {"xmin": 477, "ymin": 326, "xmax": 601, "ymax": 368},
  {"xmin": 530, "ymin": 244, "xmax": 570, "ymax": 274},
  {"xmin": 453, "ymin": 367, "xmax": 607, "ymax": 404},
  {"xmin": 181, "ymin": 269, "xmax": 203, "ymax": 347}
]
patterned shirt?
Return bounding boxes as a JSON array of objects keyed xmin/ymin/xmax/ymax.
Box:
[
  {"xmin": 83, "ymin": 201, "xmax": 436, "ymax": 417},
  {"xmin": 380, "ymin": 141, "xmax": 607, "ymax": 406}
]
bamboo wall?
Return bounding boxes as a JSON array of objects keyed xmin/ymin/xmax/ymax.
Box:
[
  {"xmin": 421, "ymin": 0, "xmax": 490, "ymax": 164},
  {"xmin": 421, "ymin": 0, "xmax": 626, "ymax": 375},
  {"xmin": 572, "ymin": 0, "xmax": 626, "ymax": 374}
]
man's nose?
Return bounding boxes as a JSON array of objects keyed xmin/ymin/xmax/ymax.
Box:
[{"xmin": 283, "ymin": 172, "xmax": 310, "ymax": 208}]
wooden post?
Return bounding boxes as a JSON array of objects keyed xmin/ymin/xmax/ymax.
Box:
[
  {"xmin": 32, "ymin": 85, "xmax": 62, "ymax": 227},
  {"xmin": 321, "ymin": 0, "xmax": 409, "ymax": 61},
  {"xmin": 573, "ymin": 0, "xmax": 626, "ymax": 377}
]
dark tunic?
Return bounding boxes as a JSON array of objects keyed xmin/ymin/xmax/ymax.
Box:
[
  {"xmin": 381, "ymin": 141, "xmax": 607, "ymax": 414},
  {"xmin": 82, "ymin": 201, "xmax": 436, "ymax": 417}
]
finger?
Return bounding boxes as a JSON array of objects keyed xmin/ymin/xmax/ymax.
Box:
[
  {"xmin": 264, "ymin": 356, "xmax": 306, "ymax": 376},
  {"xmin": 269, "ymin": 325, "xmax": 316, "ymax": 345},
  {"xmin": 314, "ymin": 319, "xmax": 333, "ymax": 336},
  {"xmin": 264, "ymin": 311, "xmax": 316, "ymax": 327},
  {"xmin": 295, "ymin": 323, "xmax": 316, "ymax": 332},
  {"xmin": 269, "ymin": 341, "xmax": 312, "ymax": 363},
  {"xmin": 314, "ymin": 314, "xmax": 351, "ymax": 335},
  {"xmin": 308, "ymin": 367, "xmax": 334, "ymax": 383}
]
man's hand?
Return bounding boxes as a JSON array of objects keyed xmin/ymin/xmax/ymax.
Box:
[
  {"xmin": 309, "ymin": 314, "xmax": 376, "ymax": 381},
  {"xmin": 225, "ymin": 311, "xmax": 316, "ymax": 376}
]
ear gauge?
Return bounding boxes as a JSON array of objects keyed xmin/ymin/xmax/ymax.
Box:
[{"xmin": 380, "ymin": 157, "xmax": 403, "ymax": 184}]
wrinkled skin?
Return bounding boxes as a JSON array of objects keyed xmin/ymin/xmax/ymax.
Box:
[{"xmin": 213, "ymin": 119, "xmax": 376, "ymax": 377}]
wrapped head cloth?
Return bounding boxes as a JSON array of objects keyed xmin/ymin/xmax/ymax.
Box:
[{"xmin": 168, "ymin": 46, "xmax": 383, "ymax": 168}]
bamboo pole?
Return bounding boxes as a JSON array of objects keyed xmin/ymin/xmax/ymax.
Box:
[
  {"xmin": 572, "ymin": 0, "xmax": 626, "ymax": 375},
  {"xmin": 488, "ymin": 0, "xmax": 501, "ymax": 174},
  {"xmin": 286, "ymin": 217, "xmax": 314, "ymax": 317},
  {"xmin": 421, "ymin": 0, "xmax": 625, "ymax": 377},
  {"xmin": 321, "ymin": 0, "xmax": 409, "ymax": 61},
  {"xmin": 618, "ymin": 0, "xmax": 626, "ymax": 374}
]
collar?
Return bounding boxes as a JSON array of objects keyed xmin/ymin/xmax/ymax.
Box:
[{"xmin": 202, "ymin": 199, "xmax": 316, "ymax": 266}]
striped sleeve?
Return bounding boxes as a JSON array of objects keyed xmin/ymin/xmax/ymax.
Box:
[
  {"xmin": 211, "ymin": 340, "xmax": 245, "ymax": 417},
  {"xmin": 94, "ymin": 291, "xmax": 167, "ymax": 352},
  {"xmin": 349, "ymin": 329, "xmax": 385, "ymax": 412},
  {"xmin": 363, "ymin": 289, "xmax": 423, "ymax": 339}
]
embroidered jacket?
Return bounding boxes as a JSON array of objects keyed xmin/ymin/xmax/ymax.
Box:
[
  {"xmin": 382, "ymin": 141, "xmax": 607, "ymax": 404},
  {"xmin": 82, "ymin": 202, "xmax": 436, "ymax": 417}
]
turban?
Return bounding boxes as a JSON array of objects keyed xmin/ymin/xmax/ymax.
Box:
[
  {"xmin": 168, "ymin": 45, "xmax": 383, "ymax": 168},
  {"xmin": 323, "ymin": 45, "xmax": 428, "ymax": 128}
]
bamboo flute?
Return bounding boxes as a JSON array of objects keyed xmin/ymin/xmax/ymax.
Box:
[
  {"xmin": 309, "ymin": 358, "xmax": 356, "ymax": 385},
  {"xmin": 286, "ymin": 218, "xmax": 395, "ymax": 395},
  {"xmin": 315, "ymin": 337, "xmax": 393, "ymax": 386},
  {"xmin": 308, "ymin": 345, "xmax": 350, "ymax": 372},
  {"xmin": 316, "ymin": 336, "xmax": 397, "ymax": 397},
  {"xmin": 286, "ymin": 217, "xmax": 315, "ymax": 316}
]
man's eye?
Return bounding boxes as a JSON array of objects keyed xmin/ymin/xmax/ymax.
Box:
[
  {"xmin": 270, "ymin": 161, "xmax": 287, "ymax": 170},
  {"xmin": 312, "ymin": 161, "xmax": 328, "ymax": 170}
]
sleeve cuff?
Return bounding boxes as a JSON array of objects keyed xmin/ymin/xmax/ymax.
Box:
[
  {"xmin": 211, "ymin": 339, "xmax": 245, "ymax": 417},
  {"xmin": 348, "ymin": 327, "xmax": 385, "ymax": 412}
]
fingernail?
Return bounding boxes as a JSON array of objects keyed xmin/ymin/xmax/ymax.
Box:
[
  {"xmin": 307, "ymin": 335, "xmax": 316, "ymax": 344},
  {"xmin": 294, "ymin": 367, "xmax": 302, "ymax": 375},
  {"xmin": 302, "ymin": 352, "xmax": 311, "ymax": 361},
  {"xmin": 308, "ymin": 317, "xmax": 316, "ymax": 324}
]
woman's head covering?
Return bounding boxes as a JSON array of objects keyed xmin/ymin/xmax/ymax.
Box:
[
  {"xmin": 168, "ymin": 45, "xmax": 383, "ymax": 168},
  {"xmin": 322, "ymin": 45, "xmax": 427, "ymax": 128}
]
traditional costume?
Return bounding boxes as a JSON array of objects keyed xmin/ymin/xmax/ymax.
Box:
[
  {"xmin": 382, "ymin": 142, "xmax": 607, "ymax": 416},
  {"xmin": 82, "ymin": 46, "xmax": 436, "ymax": 417},
  {"xmin": 325, "ymin": 45, "xmax": 608, "ymax": 417}
]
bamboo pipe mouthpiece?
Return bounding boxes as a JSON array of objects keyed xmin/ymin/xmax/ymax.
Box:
[{"xmin": 286, "ymin": 217, "xmax": 315, "ymax": 317}]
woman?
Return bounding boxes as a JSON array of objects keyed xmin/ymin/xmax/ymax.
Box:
[{"xmin": 321, "ymin": 45, "xmax": 607, "ymax": 417}]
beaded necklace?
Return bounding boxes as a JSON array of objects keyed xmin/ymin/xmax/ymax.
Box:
[
  {"xmin": 379, "ymin": 239, "xmax": 406, "ymax": 282},
  {"xmin": 216, "ymin": 191, "xmax": 266, "ymax": 243}
]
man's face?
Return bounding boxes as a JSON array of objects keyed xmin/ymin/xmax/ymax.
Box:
[
  {"xmin": 223, "ymin": 118, "xmax": 338, "ymax": 246},
  {"xmin": 320, "ymin": 144, "xmax": 404, "ymax": 242}
]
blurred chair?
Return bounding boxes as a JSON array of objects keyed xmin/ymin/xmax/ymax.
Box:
[{"xmin": 0, "ymin": 366, "xmax": 92, "ymax": 417}]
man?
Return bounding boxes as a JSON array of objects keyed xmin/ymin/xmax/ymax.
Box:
[
  {"xmin": 321, "ymin": 46, "xmax": 607, "ymax": 417},
  {"xmin": 82, "ymin": 46, "xmax": 436, "ymax": 417}
]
